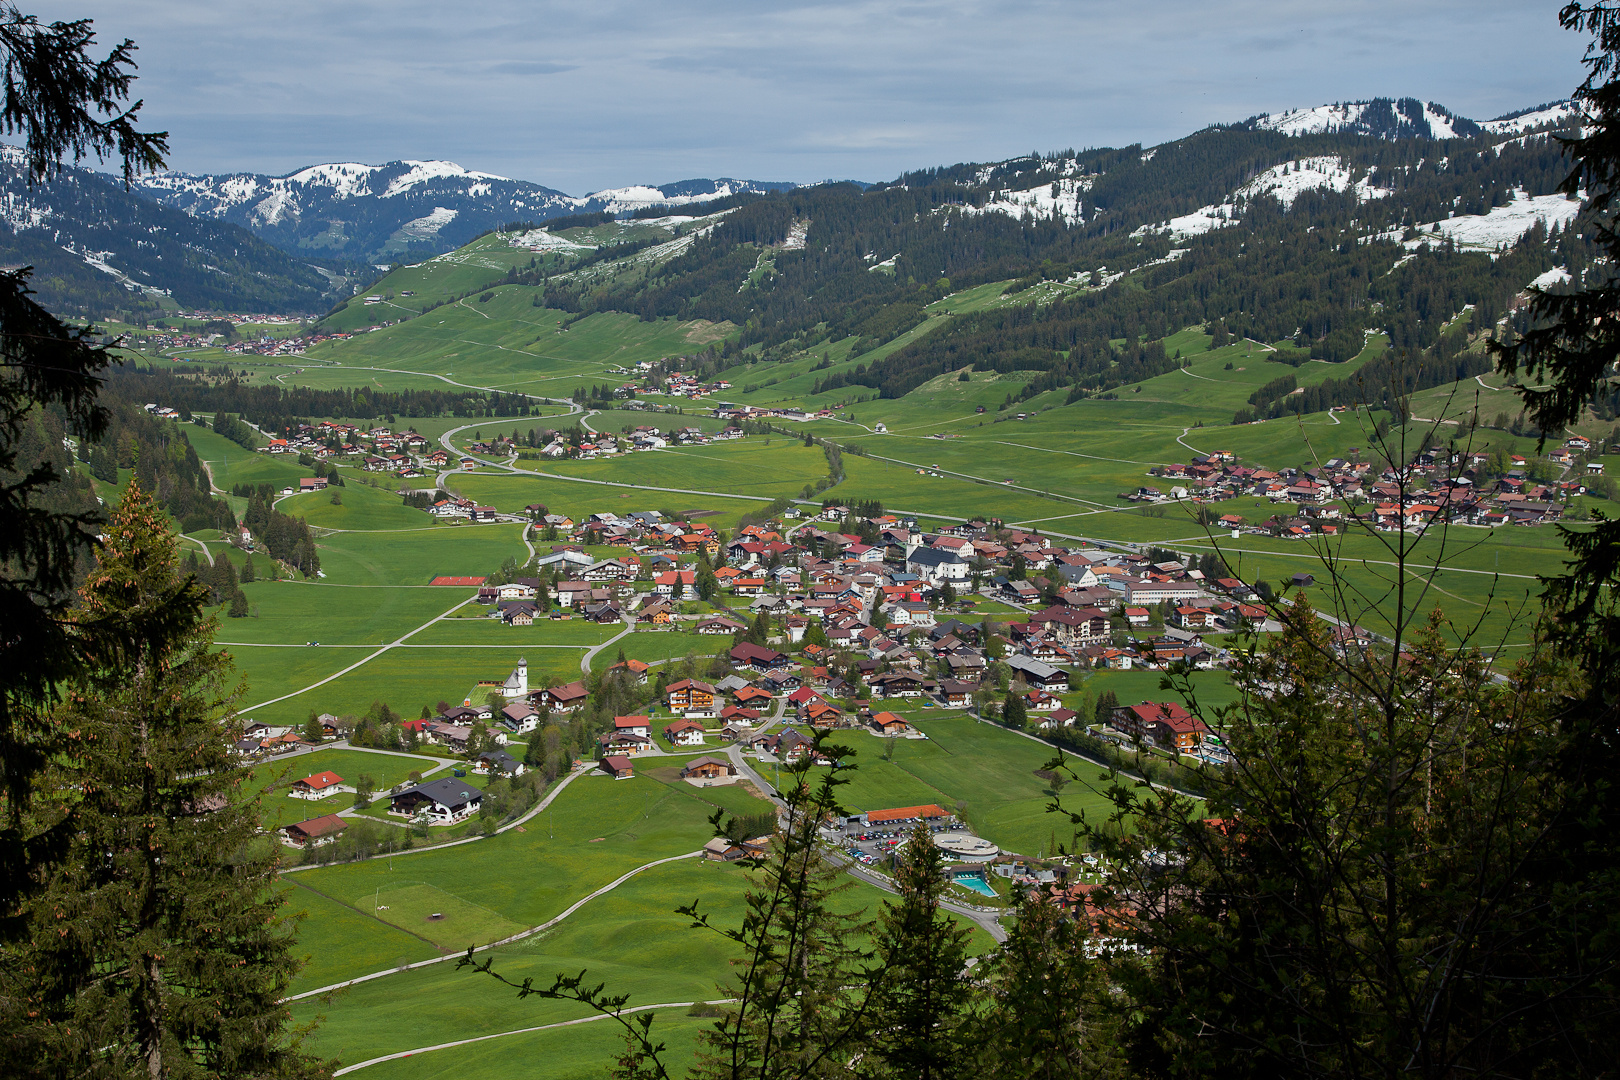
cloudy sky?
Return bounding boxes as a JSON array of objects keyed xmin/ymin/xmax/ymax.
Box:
[{"xmin": 43, "ymin": 0, "xmax": 1589, "ymax": 194}]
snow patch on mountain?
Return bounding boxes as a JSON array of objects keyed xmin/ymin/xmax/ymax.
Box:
[
  {"xmin": 962, "ymin": 176, "xmax": 1089, "ymax": 222},
  {"xmin": 1482, "ymin": 102, "xmax": 1582, "ymax": 135},
  {"xmin": 1252, "ymin": 103, "xmax": 1371, "ymax": 137},
  {"xmin": 380, "ymin": 160, "xmax": 510, "ymax": 198},
  {"xmin": 398, "ymin": 206, "xmax": 458, "ymax": 239},
  {"xmin": 1529, "ymin": 266, "xmax": 1572, "ymax": 289},
  {"xmin": 1383, "ymin": 190, "xmax": 1583, "ymax": 253},
  {"xmin": 1422, "ymin": 102, "xmax": 1463, "ymax": 139}
]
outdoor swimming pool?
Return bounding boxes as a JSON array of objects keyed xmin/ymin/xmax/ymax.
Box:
[{"xmin": 955, "ymin": 875, "xmax": 996, "ymax": 898}]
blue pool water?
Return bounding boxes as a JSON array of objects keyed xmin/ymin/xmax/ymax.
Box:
[{"xmin": 955, "ymin": 875, "xmax": 996, "ymax": 898}]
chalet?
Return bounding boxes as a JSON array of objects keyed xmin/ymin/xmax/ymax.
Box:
[
  {"xmin": 499, "ymin": 702, "xmax": 539, "ymax": 734},
  {"xmin": 696, "ymin": 615, "xmax": 747, "ymax": 635},
  {"xmin": 299, "ymin": 476, "xmax": 328, "ymax": 492},
  {"xmin": 389, "ymin": 778, "xmax": 483, "ymax": 823},
  {"xmin": 731, "ymin": 642, "xmax": 787, "ymax": 671},
  {"xmin": 1112, "ymin": 701, "xmax": 1197, "ymax": 745},
  {"xmin": 280, "ymin": 814, "xmax": 348, "ymax": 848},
  {"xmin": 613, "ymin": 715, "xmax": 652, "ymax": 739},
  {"xmin": 702, "ymin": 836, "xmax": 745, "ymax": 861},
  {"xmin": 681, "ymin": 756, "xmax": 737, "ymax": 781},
  {"xmin": 542, "ymin": 681, "xmax": 589, "ymax": 711},
  {"xmin": 937, "ymin": 679, "xmax": 976, "ymax": 707},
  {"xmin": 733, "ymin": 685, "xmax": 775, "ymax": 707},
  {"xmin": 501, "ymin": 601, "xmax": 538, "ymax": 625},
  {"xmin": 606, "ymin": 658, "xmax": 651, "ymax": 682},
  {"xmin": 869, "ymin": 711, "xmax": 912, "ymax": 736},
  {"xmin": 599, "ymin": 754, "xmax": 635, "ymax": 779},
  {"xmin": 289, "ymin": 770, "xmax": 344, "ymax": 800},
  {"xmin": 599, "ymin": 731, "xmax": 652, "ymax": 755},
  {"xmin": 869, "ymin": 672, "xmax": 924, "ymax": 698},
  {"xmin": 1148, "ymin": 711, "xmax": 1209, "ymax": 753},
  {"xmin": 666, "ymin": 678, "xmax": 718, "ymax": 717},
  {"xmin": 1038, "ymin": 707, "xmax": 1080, "ymax": 730},
  {"xmin": 653, "ymin": 570, "xmax": 699, "ymax": 600},
  {"xmin": 664, "ymin": 719, "xmax": 706, "ymax": 746},
  {"xmin": 475, "ymin": 750, "xmax": 526, "ymax": 776},
  {"xmin": 1170, "ymin": 605, "xmax": 1212, "ymax": 631},
  {"xmin": 804, "ymin": 700, "xmax": 844, "ymax": 728}
]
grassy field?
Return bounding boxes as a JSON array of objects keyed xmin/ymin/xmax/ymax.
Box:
[{"xmin": 128, "ymin": 224, "xmax": 1606, "ymax": 1079}]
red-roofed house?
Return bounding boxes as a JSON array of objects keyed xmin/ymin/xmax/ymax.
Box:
[{"xmin": 290, "ymin": 770, "xmax": 344, "ymax": 800}]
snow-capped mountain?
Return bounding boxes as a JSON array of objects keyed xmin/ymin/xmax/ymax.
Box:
[
  {"xmin": 133, "ymin": 161, "xmax": 795, "ymax": 262},
  {"xmin": 0, "ymin": 145, "xmax": 334, "ymax": 316},
  {"xmin": 1240, "ymin": 97, "xmax": 1580, "ymax": 142}
]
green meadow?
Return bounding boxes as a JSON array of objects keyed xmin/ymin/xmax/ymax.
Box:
[{"xmin": 120, "ymin": 224, "xmax": 1601, "ymax": 1079}]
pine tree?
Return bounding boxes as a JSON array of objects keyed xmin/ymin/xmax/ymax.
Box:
[
  {"xmin": 687, "ymin": 731, "xmax": 874, "ymax": 1080},
  {"xmin": 1002, "ymin": 692, "xmax": 1028, "ymax": 729},
  {"xmin": 979, "ymin": 890, "xmax": 1117, "ymax": 1080},
  {"xmin": 862, "ymin": 824, "xmax": 975, "ymax": 1080},
  {"xmin": 5, "ymin": 478, "xmax": 324, "ymax": 1077}
]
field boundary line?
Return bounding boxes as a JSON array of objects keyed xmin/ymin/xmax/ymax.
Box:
[
  {"xmin": 241, "ymin": 594, "xmax": 471, "ymax": 711},
  {"xmin": 284, "ymin": 847, "xmax": 700, "ymax": 1002},
  {"xmin": 331, "ymin": 998, "xmax": 734, "ymax": 1075},
  {"xmin": 286, "ymin": 878, "xmax": 445, "ymax": 953}
]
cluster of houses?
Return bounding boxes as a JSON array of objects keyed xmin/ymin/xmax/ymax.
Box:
[
  {"xmin": 528, "ymin": 423, "xmax": 745, "ymax": 461},
  {"xmin": 1150, "ymin": 436, "xmax": 1608, "ymax": 532}
]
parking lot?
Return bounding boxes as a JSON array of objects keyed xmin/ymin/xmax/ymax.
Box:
[{"xmin": 826, "ymin": 818, "xmax": 960, "ymax": 867}]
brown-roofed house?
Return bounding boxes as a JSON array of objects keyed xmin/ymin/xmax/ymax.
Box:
[
  {"xmin": 281, "ymin": 814, "xmax": 348, "ymax": 848},
  {"xmin": 681, "ymin": 756, "xmax": 737, "ymax": 781}
]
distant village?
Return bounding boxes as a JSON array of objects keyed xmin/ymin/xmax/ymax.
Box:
[{"xmin": 1146, "ymin": 434, "xmax": 1612, "ymax": 531}]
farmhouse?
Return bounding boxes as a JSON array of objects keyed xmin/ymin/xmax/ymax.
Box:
[
  {"xmin": 1005, "ymin": 655, "xmax": 1070, "ymax": 691},
  {"xmin": 599, "ymin": 754, "xmax": 635, "ymax": 779},
  {"xmin": 389, "ymin": 778, "xmax": 484, "ymax": 823},
  {"xmin": 869, "ymin": 711, "xmax": 912, "ymax": 736},
  {"xmin": 280, "ymin": 814, "xmax": 348, "ymax": 848},
  {"xmin": 289, "ymin": 770, "xmax": 344, "ymax": 800}
]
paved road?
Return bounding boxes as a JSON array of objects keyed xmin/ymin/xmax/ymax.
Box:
[{"xmin": 579, "ymin": 618, "xmax": 635, "ymax": 675}]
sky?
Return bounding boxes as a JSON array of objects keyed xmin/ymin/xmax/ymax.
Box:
[{"xmin": 42, "ymin": 0, "xmax": 1591, "ymax": 195}]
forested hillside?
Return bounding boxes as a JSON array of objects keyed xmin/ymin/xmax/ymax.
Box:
[
  {"xmin": 424, "ymin": 109, "xmax": 1585, "ymax": 419},
  {"xmin": 0, "ymin": 147, "xmax": 340, "ymax": 318}
]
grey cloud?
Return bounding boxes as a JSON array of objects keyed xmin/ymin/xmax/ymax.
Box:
[{"xmin": 36, "ymin": 0, "xmax": 1591, "ymax": 193}]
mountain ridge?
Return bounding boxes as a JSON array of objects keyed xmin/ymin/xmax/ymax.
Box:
[{"xmin": 131, "ymin": 163, "xmax": 797, "ymax": 263}]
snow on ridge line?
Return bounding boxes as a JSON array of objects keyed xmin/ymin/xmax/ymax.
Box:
[
  {"xmin": 1251, "ymin": 102, "xmax": 1371, "ymax": 137},
  {"xmin": 1481, "ymin": 102, "xmax": 1583, "ymax": 135},
  {"xmin": 379, "ymin": 160, "xmax": 512, "ymax": 199}
]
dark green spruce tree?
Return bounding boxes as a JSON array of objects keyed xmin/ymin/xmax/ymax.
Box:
[
  {"xmin": 861, "ymin": 824, "xmax": 974, "ymax": 1080},
  {"xmin": 7, "ymin": 478, "xmax": 328, "ymax": 1078}
]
